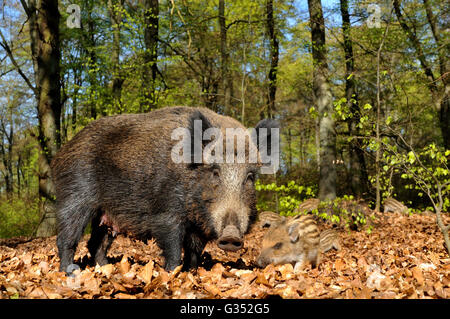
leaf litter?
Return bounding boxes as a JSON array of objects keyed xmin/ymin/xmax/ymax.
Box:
[{"xmin": 0, "ymin": 212, "xmax": 449, "ymax": 299}]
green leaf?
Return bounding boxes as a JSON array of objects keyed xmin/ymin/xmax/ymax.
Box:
[
  {"xmin": 407, "ymin": 151, "xmax": 416, "ymax": 164},
  {"xmin": 386, "ymin": 115, "xmax": 392, "ymax": 125}
]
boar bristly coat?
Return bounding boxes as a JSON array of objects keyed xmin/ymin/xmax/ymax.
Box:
[{"xmin": 52, "ymin": 106, "xmax": 277, "ymax": 273}]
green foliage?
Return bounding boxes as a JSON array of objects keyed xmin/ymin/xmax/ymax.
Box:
[
  {"xmin": 309, "ymin": 196, "xmax": 370, "ymax": 231},
  {"xmin": 382, "ymin": 143, "xmax": 450, "ymax": 212},
  {"xmin": 0, "ymin": 197, "xmax": 40, "ymax": 238},
  {"xmin": 255, "ymin": 180, "xmax": 316, "ymax": 215},
  {"xmin": 256, "ymin": 180, "xmax": 372, "ymax": 231}
]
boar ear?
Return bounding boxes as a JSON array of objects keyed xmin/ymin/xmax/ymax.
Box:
[
  {"xmin": 188, "ymin": 110, "xmax": 213, "ymax": 166},
  {"xmin": 254, "ymin": 118, "xmax": 280, "ymax": 154},
  {"xmin": 287, "ymin": 222, "xmax": 300, "ymax": 243}
]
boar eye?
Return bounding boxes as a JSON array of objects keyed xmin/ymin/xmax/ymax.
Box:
[
  {"xmin": 273, "ymin": 242, "xmax": 283, "ymax": 250},
  {"xmin": 212, "ymin": 168, "xmax": 220, "ymax": 179}
]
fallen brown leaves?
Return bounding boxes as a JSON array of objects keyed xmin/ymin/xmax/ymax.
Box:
[{"xmin": 0, "ymin": 212, "xmax": 449, "ymax": 299}]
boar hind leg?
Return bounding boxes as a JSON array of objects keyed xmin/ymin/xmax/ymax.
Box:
[
  {"xmin": 56, "ymin": 202, "xmax": 96, "ymax": 273},
  {"xmin": 87, "ymin": 213, "xmax": 114, "ymax": 266},
  {"xmin": 183, "ymin": 233, "xmax": 207, "ymax": 270},
  {"xmin": 307, "ymin": 249, "xmax": 320, "ymax": 268}
]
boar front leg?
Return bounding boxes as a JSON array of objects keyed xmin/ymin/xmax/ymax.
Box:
[{"xmin": 155, "ymin": 224, "xmax": 184, "ymax": 271}]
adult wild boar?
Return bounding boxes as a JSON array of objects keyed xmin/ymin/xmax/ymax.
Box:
[{"xmin": 52, "ymin": 106, "xmax": 279, "ymax": 273}]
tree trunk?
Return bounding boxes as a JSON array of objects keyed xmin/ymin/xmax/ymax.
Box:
[
  {"xmin": 265, "ymin": 0, "xmax": 279, "ymax": 119},
  {"xmin": 85, "ymin": 0, "xmax": 98, "ymax": 119},
  {"xmin": 141, "ymin": 0, "xmax": 159, "ymax": 112},
  {"xmin": 339, "ymin": 0, "xmax": 368, "ymax": 197},
  {"xmin": 440, "ymin": 89, "xmax": 450, "ymax": 150},
  {"xmin": 108, "ymin": 0, "xmax": 124, "ymax": 113},
  {"xmin": 0, "ymin": 135, "xmax": 13, "ymax": 200},
  {"xmin": 0, "ymin": 112, "xmax": 14, "ymax": 199},
  {"xmin": 16, "ymin": 154, "xmax": 21, "ymax": 197},
  {"xmin": 23, "ymin": 0, "xmax": 61, "ymax": 237},
  {"xmin": 71, "ymin": 64, "xmax": 81, "ymax": 134},
  {"xmin": 374, "ymin": 14, "xmax": 391, "ymax": 212},
  {"xmin": 218, "ymin": 0, "xmax": 232, "ymax": 115},
  {"xmin": 375, "ymin": 48, "xmax": 381, "ymax": 212},
  {"xmin": 287, "ymin": 128, "xmax": 292, "ymax": 171},
  {"xmin": 307, "ymin": 0, "xmax": 336, "ymax": 201}
]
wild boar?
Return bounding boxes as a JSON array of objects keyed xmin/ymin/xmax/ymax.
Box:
[
  {"xmin": 383, "ymin": 197, "xmax": 408, "ymax": 214},
  {"xmin": 51, "ymin": 106, "xmax": 279, "ymax": 273},
  {"xmin": 256, "ymin": 214, "xmax": 320, "ymax": 271},
  {"xmin": 319, "ymin": 229, "xmax": 341, "ymax": 253}
]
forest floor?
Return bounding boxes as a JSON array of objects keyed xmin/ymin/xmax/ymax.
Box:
[{"xmin": 0, "ymin": 212, "xmax": 449, "ymax": 299}]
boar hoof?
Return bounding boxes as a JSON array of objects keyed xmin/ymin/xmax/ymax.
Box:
[{"xmin": 65, "ymin": 263, "xmax": 81, "ymax": 277}]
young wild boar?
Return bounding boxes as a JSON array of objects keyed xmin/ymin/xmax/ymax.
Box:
[
  {"xmin": 383, "ymin": 197, "xmax": 408, "ymax": 214},
  {"xmin": 256, "ymin": 214, "xmax": 321, "ymax": 271},
  {"xmin": 51, "ymin": 106, "xmax": 279, "ymax": 274},
  {"xmin": 258, "ymin": 211, "xmax": 284, "ymax": 228},
  {"xmin": 294, "ymin": 198, "xmax": 320, "ymax": 214},
  {"xmin": 319, "ymin": 229, "xmax": 341, "ymax": 253}
]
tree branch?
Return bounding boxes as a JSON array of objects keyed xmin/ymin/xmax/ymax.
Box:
[
  {"xmin": 226, "ymin": 18, "xmax": 263, "ymax": 30},
  {"xmin": 0, "ymin": 29, "xmax": 37, "ymax": 96},
  {"xmin": 158, "ymin": 37, "xmax": 202, "ymax": 78},
  {"xmin": 19, "ymin": 0, "xmax": 30, "ymax": 17},
  {"xmin": 392, "ymin": 0, "xmax": 438, "ymax": 93}
]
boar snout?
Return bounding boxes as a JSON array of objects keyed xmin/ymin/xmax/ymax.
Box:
[
  {"xmin": 256, "ymin": 255, "xmax": 269, "ymax": 268},
  {"xmin": 217, "ymin": 225, "xmax": 243, "ymax": 251}
]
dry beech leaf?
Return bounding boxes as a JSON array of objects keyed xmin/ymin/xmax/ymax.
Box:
[
  {"xmin": 138, "ymin": 261, "xmax": 154, "ymax": 284},
  {"xmin": 240, "ymin": 271, "xmax": 257, "ymax": 283},
  {"xmin": 28, "ymin": 287, "xmax": 45, "ymax": 298},
  {"xmin": 157, "ymin": 268, "xmax": 170, "ymax": 284},
  {"xmin": 197, "ymin": 267, "xmax": 209, "ymax": 280},
  {"xmin": 275, "ymin": 285, "xmax": 299, "ymax": 299},
  {"xmin": 98, "ymin": 263, "xmax": 115, "ymax": 279},
  {"xmin": 277, "ymin": 264, "xmax": 294, "ymax": 280},
  {"xmin": 433, "ymin": 281, "xmax": 446, "ymax": 298},
  {"xmin": 411, "ymin": 267, "xmax": 424, "ymax": 286},
  {"xmin": 119, "ymin": 256, "xmax": 130, "ymax": 274},
  {"xmin": 334, "ymin": 258, "xmax": 346, "ymax": 272},
  {"xmin": 232, "ymin": 269, "xmax": 252, "ymax": 277},
  {"xmin": 41, "ymin": 285, "xmax": 62, "ymax": 299},
  {"xmin": 123, "ymin": 270, "xmax": 136, "ymax": 282},
  {"xmin": 170, "ymin": 265, "xmax": 183, "ymax": 279},
  {"xmin": 255, "ymin": 272, "xmax": 271, "ymax": 287},
  {"xmin": 203, "ymin": 282, "xmax": 221, "ymax": 296},
  {"xmin": 22, "ymin": 253, "xmax": 32, "ymax": 265},
  {"xmin": 115, "ymin": 292, "xmax": 137, "ymax": 299},
  {"xmin": 38, "ymin": 261, "xmax": 50, "ymax": 275}
]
